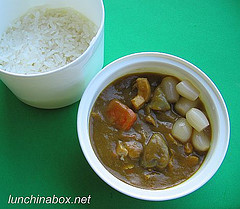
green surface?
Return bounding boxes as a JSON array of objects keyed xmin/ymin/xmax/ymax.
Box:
[{"xmin": 0, "ymin": 0, "xmax": 239, "ymax": 208}]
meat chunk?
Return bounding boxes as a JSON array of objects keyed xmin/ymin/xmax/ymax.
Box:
[
  {"xmin": 116, "ymin": 141, "xmax": 128, "ymax": 160},
  {"xmin": 124, "ymin": 141, "xmax": 143, "ymax": 159},
  {"xmin": 131, "ymin": 78, "xmax": 151, "ymax": 110},
  {"xmin": 141, "ymin": 133, "xmax": 170, "ymax": 170},
  {"xmin": 148, "ymin": 85, "xmax": 170, "ymax": 111}
]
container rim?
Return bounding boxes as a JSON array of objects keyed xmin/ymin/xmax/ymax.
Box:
[{"xmin": 77, "ymin": 52, "xmax": 230, "ymax": 201}]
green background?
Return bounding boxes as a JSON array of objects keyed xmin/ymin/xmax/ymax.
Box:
[{"xmin": 0, "ymin": 0, "xmax": 239, "ymax": 208}]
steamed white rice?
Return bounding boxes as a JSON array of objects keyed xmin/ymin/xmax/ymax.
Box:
[{"xmin": 0, "ymin": 6, "xmax": 97, "ymax": 74}]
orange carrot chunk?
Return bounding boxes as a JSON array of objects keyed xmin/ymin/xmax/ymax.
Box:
[{"xmin": 106, "ymin": 99, "xmax": 137, "ymax": 131}]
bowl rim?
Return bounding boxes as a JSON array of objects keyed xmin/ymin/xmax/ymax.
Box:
[
  {"xmin": 0, "ymin": 0, "xmax": 105, "ymax": 78},
  {"xmin": 77, "ymin": 52, "xmax": 230, "ymax": 201}
]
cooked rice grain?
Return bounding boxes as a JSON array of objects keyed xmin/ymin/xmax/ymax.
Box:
[{"xmin": 0, "ymin": 7, "xmax": 97, "ymax": 74}]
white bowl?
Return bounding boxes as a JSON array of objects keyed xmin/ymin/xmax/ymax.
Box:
[
  {"xmin": 77, "ymin": 52, "xmax": 230, "ymax": 201},
  {"xmin": 0, "ymin": 0, "xmax": 104, "ymax": 109}
]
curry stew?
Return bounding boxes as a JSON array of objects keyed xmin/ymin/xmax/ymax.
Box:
[{"xmin": 90, "ymin": 73, "xmax": 211, "ymax": 190}]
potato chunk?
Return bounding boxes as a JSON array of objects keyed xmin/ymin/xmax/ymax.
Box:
[{"xmin": 131, "ymin": 95, "xmax": 145, "ymax": 110}]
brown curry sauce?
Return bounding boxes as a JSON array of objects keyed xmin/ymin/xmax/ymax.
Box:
[{"xmin": 89, "ymin": 73, "xmax": 211, "ymax": 190}]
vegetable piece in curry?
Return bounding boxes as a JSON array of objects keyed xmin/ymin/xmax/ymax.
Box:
[{"xmin": 90, "ymin": 72, "xmax": 211, "ymax": 190}]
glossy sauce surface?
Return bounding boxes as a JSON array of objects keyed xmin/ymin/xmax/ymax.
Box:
[{"xmin": 90, "ymin": 73, "xmax": 211, "ymax": 189}]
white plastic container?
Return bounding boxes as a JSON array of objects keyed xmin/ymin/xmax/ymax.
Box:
[
  {"xmin": 0, "ymin": 0, "xmax": 104, "ymax": 109},
  {"xmin": 77, "ymin": 52, "xmax": 230, "ymax": 201}
]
